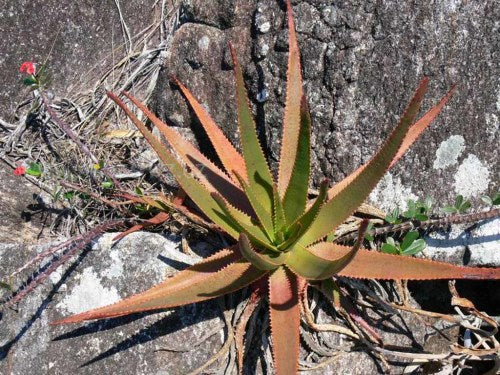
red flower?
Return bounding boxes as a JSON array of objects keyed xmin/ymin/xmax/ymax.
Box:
[
  {"xmin": 13, "ymin": 166, "xmax": 26, "ymax": 176},
  {"xmin": 19, "ymin": 62, "xmax": 36, "ymax": 75}
]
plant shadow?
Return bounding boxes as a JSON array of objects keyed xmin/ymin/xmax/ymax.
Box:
[
  {"xmin": 0, "ymin": 247, "xmax": 91, "ymax": 361},
  {"xmin": 51, "ymin": 300, "xmax": 223, "ymax": 368}
]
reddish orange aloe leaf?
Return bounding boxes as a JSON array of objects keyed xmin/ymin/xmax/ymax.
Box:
[
  {"xmin": 52, "ymin": 248, "xmax": 267, "ymax": 324},
  {"xmin": 327, "ymin": 80, "xmax": 455, "ymax": 200},
  {"xmin": 277, "ymin": 0, "xmax": 304, "ymax": 194},
  {"xmin": 389, "ymin": 84, "xmax": 456, "ymax": 168},
  {"xmin": 268, "ymin": 267, "xmax": 300, "ymax": 375},
  {"xmin": 107, "ymin": 91, "xmax": 242, "ymax": 238},
  {"xmin": 120, "ymin": 91, "xmax": 253, "ymax": 215},
  {"xmin": 314, "ymin": 245, "xmax": 500, "ymax": 280},
  {"xmin": 172, "ymin": 77, "xmax": 247, "ymax": 184}
]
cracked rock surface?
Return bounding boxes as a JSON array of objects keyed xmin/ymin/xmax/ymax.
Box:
[
  {"xmin": 1, "ymin": 232, "xmax": 466, "ymax": 375},
  {"xmin": 156, "ymin": 0, "xmax": 498, "ymax": 210},
  {"xmin": 1, "ymin": 0, "xmax": 499, "ymax": 374},
  {"xmin": 0, "ymin": 233, "xmax": 225, "ymax": 375}
]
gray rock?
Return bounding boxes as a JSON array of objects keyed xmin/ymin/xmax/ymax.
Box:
[
  {"xmin": 424, "ymin": 217, "xmax": 500, "ymax": 267},
  {"xmin": 0, "ymin": 233, "xmax": 225, "ymax": 375},
  {"xmin": 1, "ymin": 231, "xmax": 469, "ymax": 375},
  {"xmin": 0, "ymin": 162, "xmax": 49, "ymax": 244},
  {"xmin": 0, "ymin": 0, "xmax": 158, "ymax": 118},
  {"xmin": 155, "ymin": 0, "xmax": 498, "ymax": 210},
  {"xmin": 1, "ymin": 0, "xmax": 499, "ymax": 374}
]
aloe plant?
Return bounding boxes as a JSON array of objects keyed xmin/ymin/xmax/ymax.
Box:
[{"xmin": 53, "ymin": 1, "xmax": 500, "ymax": 373}]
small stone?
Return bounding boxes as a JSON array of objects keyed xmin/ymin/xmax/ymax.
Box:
[
  {"xmin": 256, "ymin": 88, "xmax": 269, "ymax": 103},
  {"xmin": 197, "ymin": 35, "xmax": 210, "ymax": 51},
  {"xmin": 259, "ymin": 43, "xmax": 269, "ymax": 57},
  {"xmin": 254, "ymin": 9, "xmax": 271, "ymax": 34}
]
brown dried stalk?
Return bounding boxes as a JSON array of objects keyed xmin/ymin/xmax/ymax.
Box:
[
  {"xmin": 40, "ymin": 93, "xmax": 122, "ymax": 189},
  {"xmin": 235, "ymin": 289, "xmax": 262, "ymax": 374},
  {"xmin": 336, "ymin": 208, "xmax": 499, "ymax": 243},
  {"xmin": 60, "ymin": 180, "xmax": 127, "ymax": 213},
  {"xmin": 3, "ymin": 219, "xmax": 128, "ymax": 307}
]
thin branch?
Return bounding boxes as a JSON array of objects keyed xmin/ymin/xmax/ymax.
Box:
[
  {"xmin": 40, "ymin": 92, "xmax": 122, "ymax": 189},
  {"xmin": 3, "ymin": 219, "xmax": 128, "ymax": 307},
  {"xmin": 336, "ymin": 208, "xmax": 500, "ymax": 243}
]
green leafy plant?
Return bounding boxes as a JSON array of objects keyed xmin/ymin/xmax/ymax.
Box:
[
  {"xmin": 363, "ymin": 221, "xmax": 375, "ymax": 241},
  {"xmin": 403, "ymin": 198, "xmax": 432, "ymax": 221},
  {"xmin": 385, "ymin": 197, "xmax": 431, "ymax": 224},
  {"xmin": 443, "ymin": 194, "xmax": 471, "ymax": 214},
  {"xmin": 100, "ymin": 178, "xmax": 114, "ymax": 189},
  {"xmin": 482, "ymin": 192, "xmax": 500, "ymax": 207},
  {"xmin": 0, "ymin": 280, "xmax": 12, "ymax": 291},
  {"xmin": 19, "ymin": 61, "xmax": 50, "ymax": 89},
  {"xmin": 52, "ymin": 2, "xmax": 499, "ymax": 373},
  {"xmin": 381, "ymin": 231, "xmax": 427, "ymax": 256},
  {"xmin": 25, "ymin": 162, "xmax": 43, "ymax": 177},
  {"xmin": 385, "ymin": 207, "xmax": 402, "ymax": 224}
]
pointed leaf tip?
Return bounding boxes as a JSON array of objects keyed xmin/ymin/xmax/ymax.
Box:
[
  {"xmin": 52, "ymin": 248, "xmax": 266, "ymax": 324},
  {"xmin": 299, "ymin": 78, "xmax": 431, "ymax": 245},
  {"xmin": 108, "ymin": 90, "xmax": 241, "ymax": 239},
  {"xmin": 336, "ymin": 246, "xmax": 500, "ymax": 280},
  {"xmin": 278, "ymin": 0, "xmax": 304, "ymax": 194},
  {"xmin": 230, "ymin": 43, "xmax": 275, "ymax": 214},
  {"xmin": 171, "ymin": 76, "xmax": 247, "ymax": 184},
  {"xmin": 282, "ymin": 94, "xmax": 311, "ymax": 224}
]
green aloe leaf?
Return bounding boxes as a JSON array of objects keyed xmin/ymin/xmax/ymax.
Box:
[
  {"xmin": 298, "ymin": 79, "xmax": 429, "ymax": 246},
  {"xmin": 286, "ymin": 179, "xmax": 329, "ymax": 238},
  {"xmin": 107, "ymin": 92, "xmax": 241, "ymax": 239},
  {"xmin": 282, "ymin": 96, "xmax": 311, "ymax": 225},
  {"xmin": 122, "ymin": 91, "xmax": 252, "ymax": 215},
  {"xmin": 272, "ymin": 183, "xmax": 287, "ymax": 236},
  {"xmin": 230, "ymin": 45, "xmax": 275, "ymax": 214},
  {"xmin": 277, "ymin": 0, "xmax": 304, "ymax": 196},
  {"xmin": 286, "ymin": 220, "xmax": 368, "ymax": 280},
  {"xmin": 238, "ymin": 234, "xmax": 286, "ymax": 271},
  {"xmin": 212, "ymin": 193, "xmax": 278, "ymax": 252},
  {"xmin": 233, "ymin": 171, "xmax": 275, "ymax": 242}
]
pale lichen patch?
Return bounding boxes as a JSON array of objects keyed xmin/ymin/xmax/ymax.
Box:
[
  {"xmin": 49, "ymin": 266, "xmax": 64, "ymax": 284},
  {"xmin": 56, "ymin": 267, "xmax": 121, "ymax": 314},
  {"xmin": 433, "ymin": 135, "xmax": 465, "ymax": 169},
  {"xmin": 485, "ymin": 113, "xmax": 498, "ymax": 140},
  {"xmin": 369, "ymin": 172, "xmax": 418, "ymax": 212},
  {"xmin": 453, "ymin": 154, "xmax": 490, "ymax": 198},
  {"xmin": 197, "ymin": 35, "xmax": 210, "ymax": 51},
  {"xmin": 102, "ymin": 249, "xmax": 124, "ymax": 279},
  {"xmin": 496, "ymin": 86, "xmax": 500, "ymax": 111}
]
